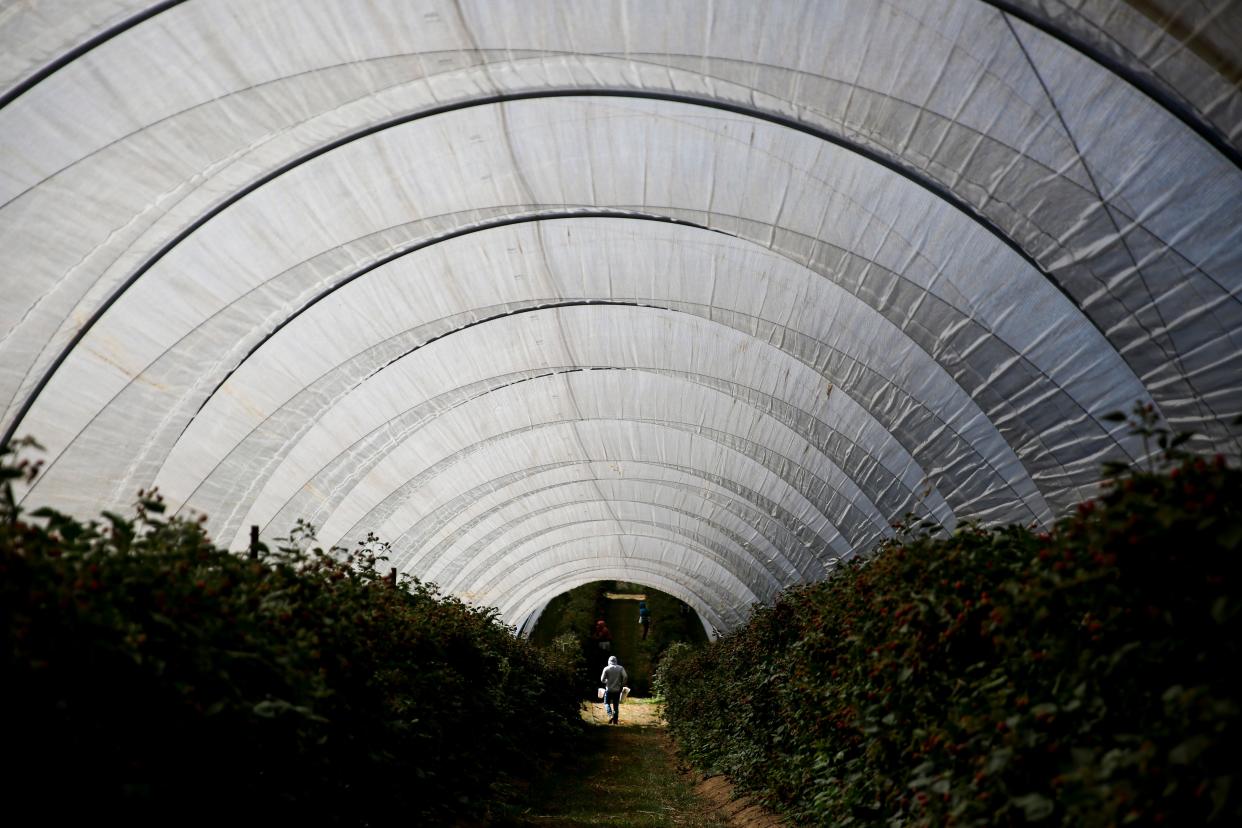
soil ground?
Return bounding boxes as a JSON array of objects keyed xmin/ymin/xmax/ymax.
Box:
[{"xmin": 497, "ymin": 699, "xmax": 784, "ymax": 828}]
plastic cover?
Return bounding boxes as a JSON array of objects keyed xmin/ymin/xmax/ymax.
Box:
[{"xmin": 1, "ymin": 0, "xmax": 1239, "ymax": 632}]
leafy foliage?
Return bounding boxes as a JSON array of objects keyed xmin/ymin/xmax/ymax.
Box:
[
  {"xmin": 530, "ymin": 580, "xmax": 708, "ymax": 696},
  {"xmin": 659, "ymin": 441, "xmax": 1241, "ymax": 826},
  {"xmin": 1, "ymin": 438, "xmax": 582, "ymax": 824}
]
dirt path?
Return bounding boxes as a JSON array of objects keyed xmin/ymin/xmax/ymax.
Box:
[
  {"xmin": 581, "ymin": 697, "xmax": 664, "ymax": 728},
  {"xmin": 603, "ymin": 595, "xmax": 649, "ymax": 689},
  {"xmin": 499, "ymin": 700, "xmax": 783, "ymax": 827}
]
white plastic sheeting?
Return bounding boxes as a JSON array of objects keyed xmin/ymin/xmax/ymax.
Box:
[{"xmin": 2, "ymin": 0, "xmax": 1239, "ymax": 632}]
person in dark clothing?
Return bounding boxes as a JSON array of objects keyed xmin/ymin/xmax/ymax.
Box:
[
  {"xmin": 591, "ymin": 619, "xmax": 613, "ymax": 673},
  {"xmin": 638, "ymin": 601, "xmax": 651, "ymax": 640},
  {"xmin": 593, "ymin": 619, "xmax": 612, "ymax": 652}
]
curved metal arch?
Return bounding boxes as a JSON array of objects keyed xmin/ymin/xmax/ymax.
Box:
[
  {"xmin": 432, "ymin": 499, "xmax": 793, "ymax": 597},
  {"xmin": 147, "ymin": 209, "xmax": 1124, "ymax": 527},
  {"xmin": 257, "ymin": 362, "xmax": 929, "ymax": 551},
  {"xmin": 270, "ymin": 364, "xmax": 949, "ymax": 550},
  {"xmin": 1, "ymin": 85, "xmax": 1111, "ymax": 454},
  {"xmin": 477, "ymin": 538, "xmax": 761, "ymax": 625},
  {"xmin": 12, "ymin": 43, "xmax": 1222, "ymax": 409},
  {"xmin": 330, "ymin": 407, "xmax": 885, "ymax": 557},
  {"xmin": 191, "ymin": 296, "xmax": 1036, "ymax": 549},
  {"xmin": 400, "ymin": 472, "xmax": 859, "ymax": 587},
  {"xmin": 403, "ymin": 468, "xmax": 823, "ymax": 584},
  {"xmin": 3, "ymin": 0, "xmax": 1232, "ymax": 171},
  {"xmin": 2, "ymin": 0, "xmax": 1232, "ymax": 628},
  {"xmin": 322, "ymin": 419, "xmax": 855, "ymax": 566},
  {"xmin": 389, "ymin": 457, "xmax": 850, "ymax": 581},
  {"xmin": 22, "ymin": 130, "xmax": 1145, "ymax": 525},
  {"xmin": 443, "ymin": 516, "xmax": 773, "ymax": 606},
  {"xmin": 170, "ymin": 302, "xmax": 1001, "ymax": 549},
  {"xmin": 0, "ymin": 43, "xmax": 1139, "ymax": 229},
  {"xmin": 41, "ymin": 151, "xmax": 1111, "ymax": 476},
  {"xmin": 191, "ymin": 320, "xmax": 924, "ymax": 551},
  {"xmin": 33, "ymin": 69, "xmax": 1227, "ymax": 466},
  {"xmin": 9, "ymin": 42, "xmax": 1187, "ymax": 394},
  {"xmin": 27, "ymin": 212, "xmax": 716, "ymax": 493},
  {"xmin": 144, "ymin": 216, "xmax": 1059, "ymax": 543},
  {"xmin": 282, "ymin": 311, "xmax": 1044, "ymax": 541},
  {"xmin": 482, "ymin": 536, "xmax": 758, "ymax": 620},
  {"xmin": 45, "ymin": 207, "xmax": 1036, "ymax": 527},
  {"xmin": 0, "ymin": 0, "xmax": 189, "ymax": 110},
  {"xmin": 35, "ymin": 195, "xmax": 1088, "ymax": 529},
  {"xmin": 192, "ymin": 213, "xmax": 725, "ymax": 420}
]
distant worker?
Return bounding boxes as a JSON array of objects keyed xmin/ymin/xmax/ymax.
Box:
[
  {"xmin": 594, "ymin": 619, "xmax": 612, "ymax": 652},
  {"xmin": 638, "ymin": 601, "xmax": 651, "ymax": 640},
  {"xmin": 600, "ymin": 655, "xmax": 628, "ymax": 725}
]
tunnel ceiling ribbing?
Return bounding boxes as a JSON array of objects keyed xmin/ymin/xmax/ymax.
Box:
[{"xmin": 2, "ymin": 0, "xmax": 1239, "ymax": 631}]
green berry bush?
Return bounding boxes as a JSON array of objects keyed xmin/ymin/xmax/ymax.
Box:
[
  {"xmin": 659, "ymin": 441, "xmax": 1240, "ymax": 825},
  {"xmin": 1, "ymin": 440, "xmax": 582, "ymax": 825}
]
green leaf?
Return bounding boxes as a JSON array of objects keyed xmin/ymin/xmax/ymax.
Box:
[
  {"xmin": 1211, "ymin": 597, "xmax": 1236, "ymax": 625},
  {"xmin": 985, "ymin": 747, "xmax": 1012, "ymax": 775},
  {"xmin": 1169, "ymin": 735, "xmax": 1213, "ymax": 766},
  {"xmin": 1101, "ymin": 748, "xmax": 1131, "ymax": 778},
  {"xmin": 1208, "ymin": 776, "xmax": 1233, "ymax": 822},
  {"xmin": 1219, "ymin": 523, "xmax": 1242, "ymax": 551},
  {"xmin": 1071, "ymin": 748, "xmax": 1096, "ymax": 768},
  {"xmin": 1011, "ymin": 793, "xmax": 1055, "ymax": 822}
]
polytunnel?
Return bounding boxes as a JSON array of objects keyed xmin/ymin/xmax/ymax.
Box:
[{"xmin": 2, "ymin": 0, "xmax": 1240, "ymax": 635}]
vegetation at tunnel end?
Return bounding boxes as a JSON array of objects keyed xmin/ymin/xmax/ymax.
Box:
[
  {"xmin": 658, "ymin": 419, "xmax": 1241, "ymax": 826},
  {"xmin": 0, "ymin": 438, "xmax": 583, "ymax": 825}
]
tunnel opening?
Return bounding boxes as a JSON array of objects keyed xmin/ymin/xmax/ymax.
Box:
[{"xmin": 526, "ymin": 579, "xmax": 709, "ymax": 697}]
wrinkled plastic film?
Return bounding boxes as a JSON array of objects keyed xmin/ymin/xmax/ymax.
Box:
[{"xmin": 2, "ymin": 0, "xmax": 1239, "ymax": 630}]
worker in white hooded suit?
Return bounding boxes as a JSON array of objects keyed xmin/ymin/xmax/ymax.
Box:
[{"xmin": 600, "ymin": 656, "xmax": 627, "ymax": 724}]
